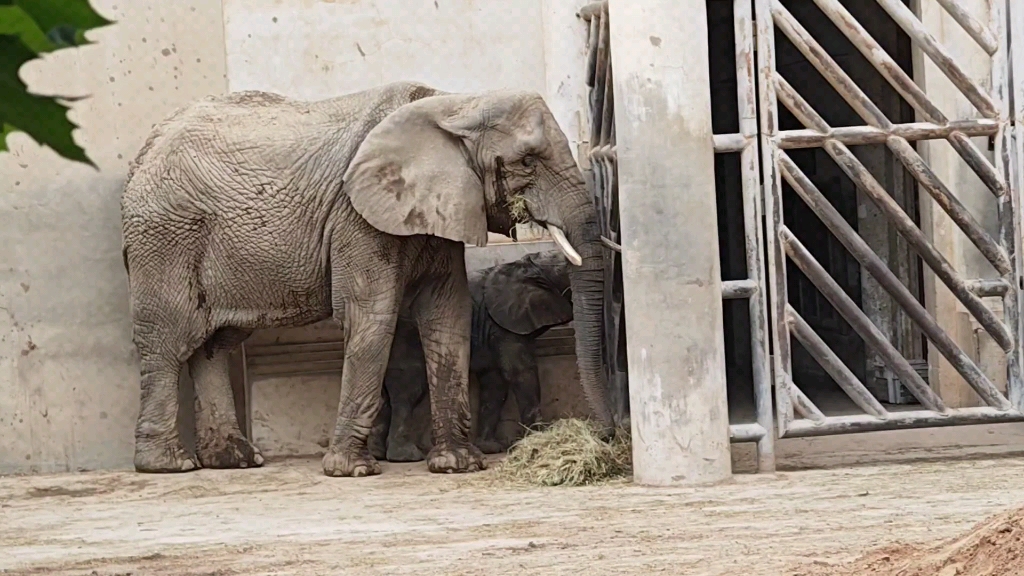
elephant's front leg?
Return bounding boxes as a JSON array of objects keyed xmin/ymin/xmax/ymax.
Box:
[
  {"xmin": 367, "ymin": 386, "xmax": 391, "ymax": 461},
  {"xmin": 323, "ymin": 300, "xmax": 399, "ymax": 477},
  {"xmin": 497, "ymin": 337, "xmax": 543, "ymax": 433},
  {"xmin": 412, "ymin": 262, "xmax": 486, "ymax": 474}
]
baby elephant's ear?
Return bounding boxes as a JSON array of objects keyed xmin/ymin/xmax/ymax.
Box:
[
  {"xmin": 484, "ymin": 261, "xmax": 573, "ymax": 335},
  {"xmin": 344, "ymin": 95, "xmax": 489, "ymax": 247}
]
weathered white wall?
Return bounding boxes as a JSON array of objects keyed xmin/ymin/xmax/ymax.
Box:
[{"xmin": 0, "ymin": 1, "xmax": 228, "ymax": 474}]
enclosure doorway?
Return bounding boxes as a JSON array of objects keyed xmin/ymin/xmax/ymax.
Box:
[{"xmin": 711, "ymin": 0, "xmax": 925, "ymax": 424}]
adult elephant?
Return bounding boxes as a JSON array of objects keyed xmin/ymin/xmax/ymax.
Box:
[{"xmin": 120, "ymin": 81, "xmax": 612, "ymax": 478}]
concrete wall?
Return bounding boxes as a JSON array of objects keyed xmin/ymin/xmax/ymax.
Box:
[
  {"xmin": 0, "ymin": 0, "xmax": 228, "ymax": 474},
  {"xmin": 1, "ymin": 0, "xmax": 595, "ymax": 473}
]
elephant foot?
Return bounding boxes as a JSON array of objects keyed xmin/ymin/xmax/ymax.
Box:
[
  {"xmin": 427, "ymin": 440, "xmax": 487, "ymax": 474},
  {"xmin": 386, "ymin": 442, "xmax": 425, "ymax": 463},
  {"xmin": 134, "ymin": 438, "xmax": 199, "ymax": 474},
  {"xmin": 196, "ymin": 431, "xmax": 264, "ymax": 469},
  {"xmin": 322, "ymin": 445, "xmax": 381, "ymax": 477},
  {"xmin": 475, "ymin": 439, "xmax": 506, "ymax": 455}
]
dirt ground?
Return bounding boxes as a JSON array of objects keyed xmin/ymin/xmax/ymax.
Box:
[{"xmin": 4, "ymin": 455, "xmax": 1024, "ymax": 576}]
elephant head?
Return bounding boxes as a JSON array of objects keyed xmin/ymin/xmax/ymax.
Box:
[
  {"xmin": 344, "ymin": 90, "xmax": 614, "ymax": 428},
  {"xmin": 483, "ymin": 250, "xmax": 574, "ymax": 336}
]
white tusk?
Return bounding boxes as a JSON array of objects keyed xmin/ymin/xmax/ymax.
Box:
[{"xmin": 546, "ymin": 223, "xmax": 583, "ymax": 266}]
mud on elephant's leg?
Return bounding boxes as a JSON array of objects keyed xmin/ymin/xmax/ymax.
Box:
[
  {"xmin": 189, "ymin": 327, "xmax": 263, "ymax": 469},
  {"xmin": 475, "ymin": 369, "xmax": 510, "ymax": 454},
  {"xmin": 412, "ymin": 253, "xmax": 486, "ymax": 474}
]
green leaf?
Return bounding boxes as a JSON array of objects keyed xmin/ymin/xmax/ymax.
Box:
[
  {"xmin": 0, "ymin": 6, "xmax": 55, "ymax": 52},
  {"xmin": 0, "ymin": 35, "xmax": 91, "ymax": 165},
  {"xmin": 0, "ymin": 122, "xmax": 15, "ymax": 152},
  {"xmin": 13, "ymin": 0, "xmax": 112, "ymax": 49}
]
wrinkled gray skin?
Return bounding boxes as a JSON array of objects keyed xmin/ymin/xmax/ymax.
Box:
[
  {"xmin": 369, "ymin": 250, "xmax": 573, "ymax": 462},
  {"xmin": 121, "ymin": 81, "xmax": 612, "ymax": 478}
]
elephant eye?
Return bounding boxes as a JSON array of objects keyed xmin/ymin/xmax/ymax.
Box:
[{"xmin": 522, "ymin": 155, "xmax": 536, "ymax": 168}]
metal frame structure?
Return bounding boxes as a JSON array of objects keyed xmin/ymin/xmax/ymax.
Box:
[
  {"xmin": 757, "ymin": 0, "xmax": 1024, "ymax": 439},
  {"xmin": 581, "ymin": 0, "xmax": 776, "ymax": 472},
  {"xmin": 581, "ymin": 0, "xmax": 1024, "ymax": 474}
]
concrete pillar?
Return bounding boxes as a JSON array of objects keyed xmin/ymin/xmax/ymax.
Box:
[{"xmin": 608, "ymin": 0, "xmax": 732, "ymax": 486}]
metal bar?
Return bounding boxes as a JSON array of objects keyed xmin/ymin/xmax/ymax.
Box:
[
  {"xmin": 736, "ymin": 0, "xmax": 775, "ymax": 473},
  {"xmin": 947, "ymin": 131, "xmax": 1007, "ymax": 197},
  {"xmin": 584, "ymin": 12, "xmax": 599, "ymax": 87},
  {"xmin": 579, "ymin": 0, "xmax": 605, "ymax": 21},
  {"xmin": 886, "ymin": 136, "xmax": 1010, "ymax": 273},
  {"xmin": 776, "ymin": 73, "xmax": 1007, "ymax": 272},
  {"xmin": 772, "ymin": 1, "xmax": 891, "ymax": 128},
  {"xmin": 713, "ymin": 133, "xmax": 750, "ymax": 153},
  {"xmin": 241, "ymin": 342, "xmax": 252, "ymax": 440},
  {"xmin": 824, "ymin": 138, "xmax": 1015, "ymax": 352},
  {"xmin": 729, "ymin": 423, "xmax": 767, "ymax": 443},
  {"xmin": 780, "ymin": 227, "xmax": 948, "ymax": 412},
  {"xmin": 722, "ymin": 279, "xmax": 758, "ymax": 300},
  {"xmin": 808, "ymin": 0, "xmax": 1005, "ymax": 199},
  {"xmin": 785, "ymin": 306, "xmax": 889, "ymax": 419},
  {"xmin": 812, "ymin": 0, "xmax": 946, "ymax": 123},
  {"xmin": 785, "ymin": 406, "xmax": 1024, "ymax": 438},
  {"xmin": 785, "ymin": 374, "xmax": 826, "ymax": 423},
  {"xmin": 590, "ymin": 8, "xmax": 610, "ymax": 144},
  {"xmin": 780, "ymin": 153, "xmax": 1011, "ymax": 410},
  {"xmin": 873, "ymin": 0, "xmax": 999, "ymax": 118},
  {"xmin": 774, "ymin": 76, "xmax": 1014, "ymax": 351},
  {"xmin": 245, "ymin": 341, "xmax": 345, "ymax": 357},
  {"xmin": 777, "ymin": 120, "xmax": 999, "ymax": 149},
  {"xmin": 1004, "ymin": 0, "xmax": 1024, "ymax": 412},
  {"xmin": 589, "ymin": 144, "xmax": 616, "ymax": 160},
  {"xmin": 774, "ymin": 0, "xmax": 1005, "ymax": 198},
  {"xmin": 967, "ymin": 279, "xmax": 1011, "ymax": 298},
  {"xmin": 755, "ymin": 0, "xmax": 794, "ymax": 436},
  {"xmin": 935, "ymin": 0, "xmax": 998, "ymax": 55}
]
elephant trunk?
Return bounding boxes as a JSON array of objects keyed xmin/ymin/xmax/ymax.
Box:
[{"xmin": 557, "ymin": 191, "xmax": 615, "ymax": 431}]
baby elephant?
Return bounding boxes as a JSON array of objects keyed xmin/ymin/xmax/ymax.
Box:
[{"xmin": 369, "ymin": 249, "xmax": 574, "ymax": 461}]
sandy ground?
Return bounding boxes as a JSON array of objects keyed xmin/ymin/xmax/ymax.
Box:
[{"xmin": 4, "ymin": 455, "xmax": 1024, "ymax": 576}]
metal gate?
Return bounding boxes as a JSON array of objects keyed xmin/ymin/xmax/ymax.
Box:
[
  {"xmin": 755, "ymin": 0, "xmax": 1024, "ymax": 439},
  {"xmin": 581, "ymin": 0, "xmax": 1024, "ymax": 473}
]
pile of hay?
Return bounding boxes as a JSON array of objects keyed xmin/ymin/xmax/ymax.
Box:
[
  {"xmin": 811, "ymin": 505, "xmax": 1024, "ymax": 576},
  {"xmin": 493, "ymin": 418, "xmax": 631, "ymax": 487}
]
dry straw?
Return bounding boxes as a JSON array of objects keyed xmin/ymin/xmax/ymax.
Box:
[{"xmin": 493, "ymin": 418, "xmax": 632, "ymax": 487}]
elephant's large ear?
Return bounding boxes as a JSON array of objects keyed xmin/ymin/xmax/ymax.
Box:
[
  {"xmin": 484, "ymin": 261, "xmax": 573, "ymax": 335},
  {"xmin": 344, "ymin": 96, "xmax": 489, "ymax": 247}
]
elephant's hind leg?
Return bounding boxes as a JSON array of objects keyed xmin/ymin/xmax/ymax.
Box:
[
  {"xmin": 132, "ymin": 312, "xmax": 206, "ymax": 473},
  {"xmin": 189, "ymin": 327, "xmax": 263, "ymax": 469}
]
